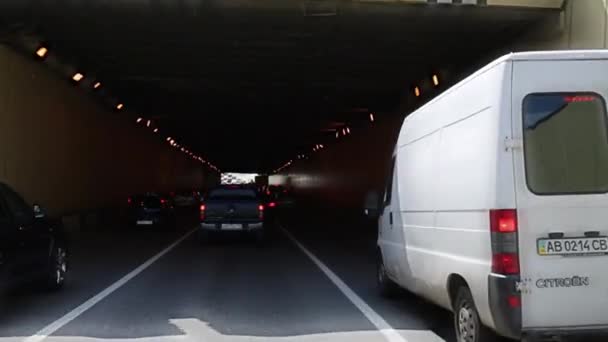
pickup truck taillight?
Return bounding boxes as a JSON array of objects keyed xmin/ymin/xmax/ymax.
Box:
[
  {"xmin": 258, "ymin": 204, "xmax": 264, "ymax": 220},
  {"xmin": 200, "ymin": 204, "xmax": 206, "ymax": 221}
]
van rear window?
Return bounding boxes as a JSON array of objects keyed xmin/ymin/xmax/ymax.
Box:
[{"xmin": 523, "ymin": 93, "xmax": 608, "ymax": 194}]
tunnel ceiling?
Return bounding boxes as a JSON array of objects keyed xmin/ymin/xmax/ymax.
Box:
[{"xmin": 0, "ymin": 1, "xmax": 558, "ymax": 172}]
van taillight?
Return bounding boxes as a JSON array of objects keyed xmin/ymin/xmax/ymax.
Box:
[
  {"xmin": 199, "ymin": 204, "xmax": 206, "ymax": 221},
  {"xmin": 490, "ymin": 209, "xmax": 517, "ymax": 233},
  {"xmin": 258, "ymin": 204, "xmax": 264, "ymax": 219},
  {"xmin": 492, "ymin": 253, "xmax": 520, "ymax": 275},
  {"xmin": 490, "ymin": 209, "xmax": 520, "ymax": 276}
]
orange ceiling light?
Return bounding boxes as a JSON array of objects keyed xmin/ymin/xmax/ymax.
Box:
[
  {"xmin": 72, "ymin": 73, "xmax": 84, "ymax": 82},
  {"xmin": 36, "ymin": 47, "xmax": 48, "ymax": 58}
]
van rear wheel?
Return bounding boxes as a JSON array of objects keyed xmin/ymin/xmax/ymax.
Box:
[
  {"xmin": 377, "ymin": 252, "xmax": 399, "ymax": 297},
  {"xmin": 454, "ymin": 287, "xmax": 493, "ymax": 342}
]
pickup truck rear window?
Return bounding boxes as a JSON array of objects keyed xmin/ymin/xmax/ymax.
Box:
[
  {"xmin": 208, "ymin": 189, "xmax": 257, "ymax": 200},
  {"xmin": 523, "ymin": 93, "xmax": 608, "ymax": 194}
]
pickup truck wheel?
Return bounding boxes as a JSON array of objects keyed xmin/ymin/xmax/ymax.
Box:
[
  {"xmin": 453, "ymin": 287, "xmax": 493, "ymax": 342},
  {"xmin": 46, "ymin": 244, "xmax": 67, "ymax": 290},
  {"xmin": 377, "ymin": 252, "xmax": 399, "ymax": 297}
]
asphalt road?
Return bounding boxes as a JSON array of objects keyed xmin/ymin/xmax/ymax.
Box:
[{"xmin": 0, "ymin": 210, "xmax": 495, "ymax": 342}]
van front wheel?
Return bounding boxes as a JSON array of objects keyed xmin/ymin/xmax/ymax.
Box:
[{"xmin": 454, "ymin": 287, "xmax": 492, "ymax": 342}]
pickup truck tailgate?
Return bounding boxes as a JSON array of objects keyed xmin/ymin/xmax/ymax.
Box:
[{"xmin": 205, "ymin": 201, "xmax": 260, "ymax": 221}]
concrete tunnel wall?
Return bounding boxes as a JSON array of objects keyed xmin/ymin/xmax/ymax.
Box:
[
  {"xmin": 0, "ymin": 45, "xmax": 218, "ymax": 217},
  {"xmin": 272, "ymin": 0, "xmax": 608, "ymax": 211},
  {"xmin": 271, "ymin": 114, "xmax": 402, "ymax": 210}
]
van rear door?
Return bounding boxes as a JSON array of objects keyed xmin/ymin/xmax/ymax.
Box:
[{"xmin": 511, "ymin": 58, "xmax": 608, "ymax": 329}]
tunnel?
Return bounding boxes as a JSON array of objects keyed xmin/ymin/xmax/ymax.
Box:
[{"xmin": 0, "ymin": 1, "xmax": 606, "ymax": 341}]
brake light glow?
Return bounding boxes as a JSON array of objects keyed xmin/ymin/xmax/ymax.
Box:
[
  {"xmin": 128, "ymin": 197, "xmax": 132, "ymax": 204},
  {"xmin": 492, "ymin": 253, "xmax": 520, "ymax": 275},
  {"xmin": 564, "ymin": 95, "xmax": 596, "ymax": 103},
  {"xmin": 160, "ymin": 198, "xmax": 166, "ymax": 205},
  {"xmin": 258, "ymin": 204, "xmax": 264, "ymax": 211},
  {"xmin": 268, "ymin": 202, "xmax": 276, "ymax": 208},
  {"xmin": 490, "ymin": 209, "xmax": 517, "ymax": 233},
  {"xmin": 508, "ymin": 295, "xmax": 521, "ymax": 308},
  {"xmin": 199, "ymin": 204, "xmax": 206, "ymax": 221}
]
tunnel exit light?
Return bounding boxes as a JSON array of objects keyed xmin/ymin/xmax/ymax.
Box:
[
  {"xmin": 414, "ymin": 86, "xmax": 421, "ymax": 97},
  {"xmin": 72, "ymin": 73, "xmax": 84, "ymax": 82},
  {"xmin": 36, "ymin": 47, "xmax": 48, "ymax": 58},
  {"xmin": 432, "ymin": 74, "xmax": 439, "ymax": 86}
]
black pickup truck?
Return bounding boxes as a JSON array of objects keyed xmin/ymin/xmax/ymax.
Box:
[{"xmin": 199, "ymin": 185, "xmax": 265, "ymax": 243}]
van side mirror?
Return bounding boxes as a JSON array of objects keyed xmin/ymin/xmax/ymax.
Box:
[
  {"xmin": 364, "ymin": 191, "xmax": 381, "ymax": 218},
  {"xmin": 33, "ymin": 203, "xmax": 46, "ymax": 219}
]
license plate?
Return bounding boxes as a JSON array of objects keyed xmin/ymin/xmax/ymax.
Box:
[
  {"xmin": 537, "ymin": 237, "xmax": 608, "ymax": 256},
  {"xmin": 221, "ymin": 223, "xmax": 242, "ymax": 230},
  {"xmin": 136, "ymin": 220, "xmax": 153, "ymax": 225}
]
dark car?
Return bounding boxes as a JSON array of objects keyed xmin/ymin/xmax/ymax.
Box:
[
  {"xmin": 0, "ymin": 183, "xmax": 68, "ymax": 291},
  {"xmin": 264, "ymin": 185, "xmax": 295, "ymax": 210},
  {"xmin": 199, "ymin": 185, "xmax": 265, "ymax": 242},
  {"xmin": 127, "ymin": 193, "xmax": 176, "ymax": 228}
]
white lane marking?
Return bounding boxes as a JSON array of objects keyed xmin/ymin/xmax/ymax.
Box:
[
  {"xmin": 279, "ymin": 225, "xmax": 409, "ymax": 342},
  {"xmin": 24, "ymin": 228, "xmax": 198, "ymax": 342}
]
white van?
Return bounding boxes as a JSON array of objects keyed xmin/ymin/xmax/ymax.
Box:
[{"xmin": 366, "ymin": 50, "xmax": 608, "ymax": 341}]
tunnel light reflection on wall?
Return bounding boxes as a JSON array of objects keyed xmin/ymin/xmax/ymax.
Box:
[
  {"xmin": 36, "ymin": 47, "xmax": 48, "ymax": 58},
  {"xmin": 72, "ymin": 73, "xmax": 84, "ymax": 82}
]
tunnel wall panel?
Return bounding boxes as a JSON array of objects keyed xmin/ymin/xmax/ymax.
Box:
[{"xmin": 0, "ymin": 45, "xmax": 216, "ymax": 216}]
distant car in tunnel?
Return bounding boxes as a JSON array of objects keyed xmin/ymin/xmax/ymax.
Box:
[
  {"xmin": 199, "ymin": 185, "xmax": 265, "ymax": 243},
  {"xmin": 172, "ymin": 191, "xmax": 200, "ymax": 208},
  {"xmin": 264, "ymin": 185, "xmax": 295, "ymax": 209},
  {"xmin": 127, "ymin": 193, "xmax": 176, "ymax": 228},
  {"xmin": 0, "ymin": 183, "xmax": 68, "ymax": 291}
]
